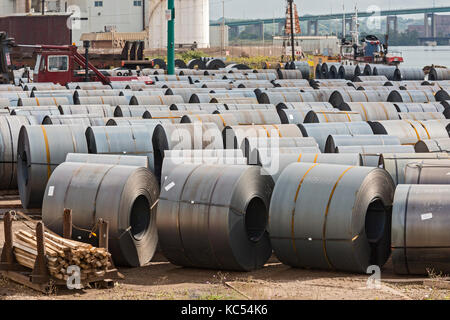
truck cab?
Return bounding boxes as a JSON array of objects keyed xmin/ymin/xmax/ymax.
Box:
[{"xmin": 33, "ymin": 49, "xmax": 72, "ymax": 85}]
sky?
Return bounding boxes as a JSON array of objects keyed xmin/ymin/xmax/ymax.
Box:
[{"xmin": 209, "ymin": 0, "xmax": 450, "ymax": 20}]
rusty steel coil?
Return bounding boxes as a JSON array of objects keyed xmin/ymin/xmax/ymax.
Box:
[
  {"xmin": 114, "ymin": 105, "xmax": 170, "ymax": 117},
  {"xmin": 415, "ymin": 138, "xmax": 450, "ymax": 152},
  {"xmin": 379, "ymin": 153, "xmax": 449, "ymax": 185},
  {"xmin": 66, "ymin": 153, "xmax": 149, "ymax": 168},
  {"xmin": 58, "ymin": 104, "xmax": 115, "ymax": 117},
  {"xmin": 181, "ymin": 113, "xmax": 240, "ymax": 131},
  {"xmin": 269, "ymin": 163, "xmax": 395, "ymax": 273},
  {"xmin": 392, "ymin": 184, "xmax": 450, "ymax": 275},
  {"xmin": 75, "ymin": 96, "xmax": 129, "ymax": 106},
  {"xmin": 369, "ymin": 120, "xmax": 449, "ymax": 145},
  {"xmin": 17, "ymin": 125, "xmax": 88, "ymax": 209},
  {"xmin": 42, "ymin": 162, "xmax": 159, "ymax": 267},
  {"xmin": 17, "ymin": 97, "xmax": 70, "ymax": 107},
  {"xmin": 0, "ymin": 116, "xmax": 39, "ymax": 190},
  {"xmin": 157, "ymin": 164, "xmax": 274, "ymax": 271},
  {"xmin": 86, "ymin": 125, "xmax": 156, "ymax": 172},
  {"xmin": 325, "ymin": 135, "xmax": 401, "ymax": 153},
  {"xmin": 298, "ymin": 122, "xmax": 374, "ymax": 152},
  {"xmin": 152, "ymin": 123, "xmax": 224, "ymax": 181},
  {"xmin": 336, "ymin": 145, "xmax": 415, "ymax": 167},
  {"xmin": 304, "ymin": 110, "xmax": 363, "ymax": 123}
]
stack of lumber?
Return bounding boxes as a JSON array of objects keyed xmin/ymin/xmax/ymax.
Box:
[{"xmin": 13, "ymin": 229, "xmax": 111, "ymax": 281}]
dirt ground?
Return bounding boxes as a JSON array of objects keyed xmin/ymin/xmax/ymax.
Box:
[{"xmin": 1, "ymin": 208, "xmax": 449, "ymax": 300}]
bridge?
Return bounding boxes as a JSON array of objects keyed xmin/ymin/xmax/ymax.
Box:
[{"xmin": 210, "ymin": 6, "xmax": 450, "ymax": 38}]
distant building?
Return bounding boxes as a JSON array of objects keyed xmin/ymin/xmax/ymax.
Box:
[{"xmin": 407, "ymin": 14, "xmax": 450, "ymax": 37}]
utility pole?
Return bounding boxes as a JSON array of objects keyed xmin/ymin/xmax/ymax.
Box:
[
  {"xmin": 221, "ymin": 0, "xmax": 225, "ymax": 55},
  {"xmin": 41, "ymin": 0, "xmax": 45, "ymax": 15},
  {"xmin": 288, "ymin": 0, "xmax": 295, "ymax": 62},
  {"xmin": 167, "ymin": 0, "xmax": 175, "ymax": 75}
]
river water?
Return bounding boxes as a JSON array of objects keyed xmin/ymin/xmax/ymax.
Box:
[{"xmin": 390, "ymin": 46, "xmax": 450, "ymax": 68}]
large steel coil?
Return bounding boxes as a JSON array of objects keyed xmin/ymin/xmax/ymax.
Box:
[
  {"xmin": 278, "ymin": 107, "xmax": 331, "ymax": 124},
  {"xmin": 31, "ymin": 91, "xmax": 75, "ymax": 104},
  {"xmin": 269, "ymin": 163, "xmax": 395, "ymax": 273},
  {"xmin": 11, "ymin": 107, "xmax": 60, "ymax": 123},
  {"xmin": 392, "ymin": 184, "xmax": 450, "ymax": 275},
  {"xmin": 298, "ymin": 122, "xmax": 374, "ymax": 152},
  {"xmin": 277, "ymin": 69, "xmax": 303, "ymax": 80},
  {"xmin": 75, "ymin": 96, "xmax": 128, "ymax": 106},
  {"xmin": 394, "ymin": 102, "xmax": 445, "ymax": 113},
  {"xmin": 320, "ymin": 63, "xmax": 341, "ymax": 79},
  {"xmin": 215, "ymin": 110, "xmax": 281, "ymax": 125},
  {"xmin": 165, "ymin": 88, "xmax": 211, "ymax": 102},
  {"xmin": 170, "ymin": 103, "xmax": 227, "ymax": 112},
  {"xmin": 157, "ymin": 164, "xmax": 274, "ymax": 271},
  {"xmin": 161, "ymin": 149, "xmax": 247, "ymax": 182},
  {"xmin": 258, "ymin": 92, "xmax": 321, "ymax": 105},
  {"xmin": 66, "ymin": 153, "xmax": 148, "ymax": 168},
  {"xmin": 144, "ymin": 110, "xmax": 208, "ymax": 123},
  {"xmin": 129, "ymin": 95, "xmax": 184, "ymax": 106},
  {"xmin": 189, "ymin": 93, "xmax": 243, "ymax": 104},
  {"xmin": 254, "ymin": 152, "xmax": 362, "ymax": 182},
  {"xmin": 336, "ymin": 145, "xmax": 415, "ymax": 167},
  {"xmin": 17, "ymin": 125, "xmax": 88, "ymax": 209},
  {"xmin": 42, "ymin": 115, "xmax": 108, "ymax": 126},
  {"xmin": 0, "ymin": 116, "xmax": 39, "ymax": 190},
  {"xmin": 415, "ymin": 138, "xmax": 450, "ymax": 152},
  {"xmin": 245, "ymin": 137, "xmax": 319, "ymax": 162},
  {"xmin": 398, "ymin": 112, "xmax": 445, "ymax": 121},
  {"xmin": 25, "ymin": 83, "xmax": 66, "ymax": 91},
  {"xmin": 272, "ymin": 79, "xmax": 310, "ymax": 87},
  {"xmin": 277, "ymin": 101, "xmax": 334, "ymax": 110},
  {"xmin": 435, "ymin": 89, "xmax": 450, "ymax": 102},
  {"xmin": 404, "ymin": 159, "xmax": 450, "ymax": 184},
  {"xmin": 106, "ymin": 118, "xmax": 171, "ymax": 126},
  {"xmin": 288, "ymin": 61, "xmax": 311, "ymax": 79},
  {"xmin": 329, "ymin": 90, "xmax": 389, "ymax": 107},
  {"xmin": 428, "ymin": 67, "xmax": 450, "ymax": 81},
  {"xmin": 58, "ymin": 104, "xmax": 114, "ymax": 117},
  {"xmin": 152, "ymin": 123, "xmax": 224, "ymax": 180},
  {"xmin": 325, "ymin": 135, "xmax": 401, "ymax": 153},
  {"xmin": 387, "ymin": 90, "xmax": 436, "ymax": 103},
  {"xmin": 211, "ymin": 97, "xmax": 259, "ymax": 104},
  {"xmin": 18, "ymin": 97, "xmax": 70, "ymax": 107},
  {"xmin": 379, "ymin": 153, "xmax": 449, "ymax": 185},
  {"xmin": 224, "ymin": 104, "xmax": 276, "ymax": 111},
  {"xmin": 340, "ymin": 102, "xmax": 399, "ymax": 121},
  {"xmin": 42, "ymin": 162, "xmax": 159, "ymax": 267},
  {"xmin": 372, "ymin": 66, "xmax": 397, "ymax": 80},
  {"xmin": 370, "ymin": 120, "xmax": 449, "ymax": 145},
  {"xmin": 181, "ymin": 113, "xmax": 240, "ymax": 131},
  {"xmin": 86, "ymin": 125, "xmax": 156, "ymax": 172},
  {"xmin": 304, "ymin": 110, "xmax": 363, "ymax": 123},
  {"xmin": 73, "ymin": 89, "xmax": 122, "ymax": 99},
  {"xmin": 66, "ymin": 82, "xmax": 104, "ymax": 90},
  {"xmin": 114, "ymin": 105, "xmax": 170, "ymax": 117},
  {"xmin": 0, "ymin": 92, "xmax": 30, "ymax": 106},
  {"xmin": 223, "ymin": 124, "xmax": 303, "ymax": 152},
  {"xmin": 0, "ymin": 98, "xmax": 10, "ymax": 107},
  {"xmin": 393, "ymin": 67, "xmax": 425, "ymax": 81}
]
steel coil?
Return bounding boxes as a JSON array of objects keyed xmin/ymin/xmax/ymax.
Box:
[
  {"xmin": 278, "ymin": 107, "xmax": 330, "ymax": 124},
  {"xmin": 114, "ymin": 105, "xmax": 170, "ymax": 117},
  {"xmin": 42, "ymin": 115, "xmax": 108, "ymax": 126},
  {"xmin": 304, "ymin": 110, "xmax": 363, "ymax": 123},
  {"xmin": 258, "ymin": 92, "xmax": 321, "ymax": 105},
  {"xmin": 181, "ymin": 113, "xmax": 240, "ymax": 131},
  {"xmin": 215, "ymin": 110, "xmax": 281, "ymax": 125},
  {"xmin": 398, "ymin": 112, "xmax": 445, "ymax": 120},
  {"xmin": 329, "ymin": 90, "xmax": 389, "ymax": 107},
  {"xmin": 245, "ymin": 137, "xmax": 319, "ymax": 161},
  {"xmin": 428, "ymin": 67, "xmax": 450, "ymax": 81},
  {"xmin": 415, "ymin": 138, "xmax": 450, "ymax": 152},
  {"xmin": 394, "ymin": 102, "xmax": 445, "ymax": 113},
  {"xmin": 392, "ymin": 184, "xmax": 450, "ymax": 275},
  {"xmin": 17, "ymin": 97, "xmax": 70, "ymax": 107},
  {"xmin": 435, "ymin": 89, "xmax": 450, "ymax": 102},
  {"xmin": 224, "ymin": 104, "xmax": 276, "ymax": 111},
  {"xmin": 42, "ymin": 162, "xmax": 159, "ymax": 267},
  {"xmin": 170, "ymin": 103, "xmax": 226, "ymax": 112},
  {"xmin": 11, "ymin": 107, "xmax": 60, "ymax": 123},
  {"xmin": 157, "ymin": 164, "xmax": 274, "ymax": 271},
  {"xmin": 0, "ymin": 116, "xmax": 39, "ymax": 190},
  {"xmin": 58, "ymin": 104, "xmax": 114, "ymax": 117},
  {"xmin": 86, "ymin": 125, "xmax": 156, "ymax": 172},
  {"xmin": 106, "ymin": 118, "xmax": 171, "ymax": 126},
  {"xmin": 17, "ymin": 125, "xmax": 88, "ymax": 209},
  {"xmin": 277, "ymin": 102, "xmax": 334, "ymax": 110},
  {"xmin": 404, "ymin": 159, "xmax": 450, "ymax": 184},
  {"xmin": 66, "ymin": 153, "xmax": 148, "ymax": 168},
  {"xmin": 372, "ymin": 66, "xmax": 397, "ymax": 80},
  {"xmin": 325, "ymin": 135, "xmax": 401, "ymax": 153},
  {"xmin": 165, "ymin": 88, "xmax": 211, "ymax": 102},
  {"xmin": 338, "ymin": 65, "xmax": 359, "ymax": 80},
  {"xmin": 152, "ymin": 123, "xmax": 224, "ymax": 180},
  {"xmin": 269, "ymin": 163, "xmax": 395, "ymax": 273},
  {"xmin": 129, "ymin": 95, "xmax": 184, "ymax": 106},
  {"xmin": 340, "ymin": 102, "xmax": 399, "ymax": 121},
  {"xmin": 145, "ymin": 110, "xmax": 208, "ymax": 123},
  {"xmin": 387, "ymin": 90, "xmax": 436, "ymax": 103},
  {"xmin": 370, "ymin": 120, "xmax": 449, "ymax": 145},
  {"xmin": 75, "ymin": 96, "xmax": 128, "ymax": 106},
  {"xmin": 298, "ymin": 122, "xmax": 374, "ymax": 152},
  {"xmin": 393, "ymin": 67, "xmax": 425, "ymax": 81},
  {"xmin": 379, "ymin": 153, "xmax": 449, "ymax": 185},
  {"xmin": 336, "ymin": 145, "xmax": 415, "ymax": 167}
]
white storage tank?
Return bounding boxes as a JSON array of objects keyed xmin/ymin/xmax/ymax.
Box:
[{"xmin": 148, "ymin": 0, "xmax": 209, "ymax": 49}]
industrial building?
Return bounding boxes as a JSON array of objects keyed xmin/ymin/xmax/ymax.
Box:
[{"xmin": 0, "ymin": 0, "xmax": 210, "ymax": 48}]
